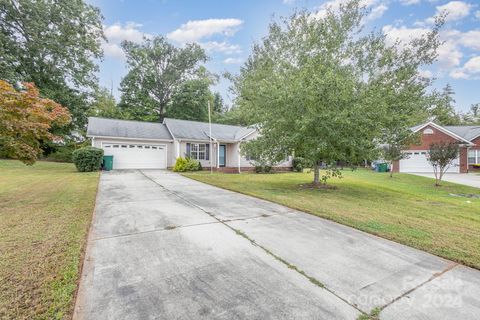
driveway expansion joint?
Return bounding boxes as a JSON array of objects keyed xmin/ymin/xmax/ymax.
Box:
[
  {"xmin": 91, "ymin": 220, "xmax": 222, "ymax": 241},
  {"xmin": 375, "ymin": 261, "xmax": 460, "ymax": 313}
]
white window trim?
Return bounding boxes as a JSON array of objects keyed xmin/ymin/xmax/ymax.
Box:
[
  {"xmin": 190, "ymin": 143, "xmax": 207, "ymax": 161},
  {"xmin": 468, "ymin": 149, "xmax": 479, "ymax": 165}
]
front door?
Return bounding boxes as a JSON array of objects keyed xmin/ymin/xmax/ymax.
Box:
[{"xmin": 219, "ymin": 144, "xmax": 226, "ymax": 167}]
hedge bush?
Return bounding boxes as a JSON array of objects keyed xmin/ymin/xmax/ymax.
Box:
[
  {"xmin": 72, "ymin": 147, "xmax": 104, "ymax": 172},
  {"xmin": 173, "ymin": 157, "xmax": 201, "ymax": 172},
  {"xmin": 292, "ymin": 157, "xmax": 305, "ymax": 172},
  {"xmin": 44, "ymin": 146, "xmax": 74, "ymax": 163},
  {"xmin": 255, "ymin": 165, "xmax": 272, "ymax": 173}
]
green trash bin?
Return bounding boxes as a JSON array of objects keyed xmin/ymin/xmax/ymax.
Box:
[
  {"xmin": 378, "ymin": 163, "xmax": 388, "ymax": 173},
  {"xmin": 103, "ymin": 155, "xmax": 113, "ymax": 171}
]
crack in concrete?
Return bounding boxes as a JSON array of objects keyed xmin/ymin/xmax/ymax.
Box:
[
  {"xmin": 377, "ymin": 261, "xmax": 459, "ymax": 312},
  {"xmin": 92, "ymin": 221, "xmax": 222, "ymax": 241}
]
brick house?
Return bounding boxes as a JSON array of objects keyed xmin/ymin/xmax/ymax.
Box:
[{"xmin": 392, "ymin": 121, "xmax": 480, "ymax": 173}]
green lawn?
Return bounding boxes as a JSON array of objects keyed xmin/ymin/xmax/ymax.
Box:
[
  {"xmin": 183, "ymin": 169, "xmax": 480, "ymax": 269},
  {"xmin": 0, "ymin": 160, "xmax": 99, "ymax": 319}
]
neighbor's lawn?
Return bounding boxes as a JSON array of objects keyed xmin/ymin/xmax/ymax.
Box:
[
  {"xmin": 184, "ymin": 169, "xmax": 480, "ymax": 269},
  {"xmin": 0, "ymin": 160, "xmax": 99, "ymax": 319}
]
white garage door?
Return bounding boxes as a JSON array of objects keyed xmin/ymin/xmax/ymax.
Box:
[
  {"xmin": 102, "ymin": 143, "xmax": 167, "ymax": 169},
  {"xmin": 399, "ymin": 150, "xmax": 459, "ymax": 173}
]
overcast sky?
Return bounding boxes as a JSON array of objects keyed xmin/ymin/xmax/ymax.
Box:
[{"xmin": 89, "ymin": 0, "xmax": 480, "ymax": 112}]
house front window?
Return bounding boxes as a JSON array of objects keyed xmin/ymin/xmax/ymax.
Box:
[
  {"xmin": 468, "ymin": 150, "xmax": 478, "ymax": 165},
  {"xmin": 187, "ymin": 143, "xmax": 209, "ymax": 160}
]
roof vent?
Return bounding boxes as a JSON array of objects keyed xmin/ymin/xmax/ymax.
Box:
[{"xmin": 423, "ymin": 128, "xmax": 434, "ymax": 134}]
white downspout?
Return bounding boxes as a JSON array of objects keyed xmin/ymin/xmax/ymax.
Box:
[
  {"xmin": 176, "ymin": 140, "xmax": 181, "ymax": 158},
  {"xmin": 238, "ymin": 143, "xmax": 241, "ymax": 173},
  {"xmin": 217, "ymin": 142, "xmax": 220, "ymax": 168}
]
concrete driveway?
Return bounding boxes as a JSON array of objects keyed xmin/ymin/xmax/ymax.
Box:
[
  {"xmin": 74, "ymin": 170, "xmax": 480, "ymax": 320},
  {"xmin": 413, "ymin": 173, "xmax": 480, "ymax": 188},
  {"xmin": 411, "ymin": 173, "xmax": 480, "ymax": 188}
]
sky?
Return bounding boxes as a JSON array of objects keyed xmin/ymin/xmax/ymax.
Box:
[{"xmin": 89, "ymin": 0, "xmax": 480, "ymax": 113}]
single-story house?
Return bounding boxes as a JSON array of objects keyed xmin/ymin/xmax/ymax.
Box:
[
  {"xmin": 86, "ymin": 117, "xmax": 293, "ymax": 172},
  {"xmin": 392, "ymin": 121, "xmax": 480, "ymax": 173}
]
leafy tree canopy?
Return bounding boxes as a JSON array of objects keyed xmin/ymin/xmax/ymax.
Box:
[
  {"xmin": 213, "ymin": 92, "xmax": 225, "ymax": 114},
  {"xmin": 88, "ymin": 87, "xmax": 127, "ymax": 120},
  {"xmin": 429, "ymin": 84, "xmax": 461, "ymax": 125},
  {"xmin": 461, "ymin": 102, "xmax": 480, "ymax": 125},
  {"xmin": 0, "ymin": 80, "xmax": 71, "ymax": 164},
  {"xmin": 119, "ymin": 36, "xmax": 208, "ymax": 121},
  {"xmin": 0, "ymin": 0, "xmax": 104, "ymax": 130},
  {"xmin": 234, "ymin": 0, "xmax": 443, "ymax": 184},
  {"xmin": 165, "ymin": 77, "xmax": 212, "ymax": 122}
]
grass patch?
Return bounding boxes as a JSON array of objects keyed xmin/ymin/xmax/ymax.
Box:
[
  {"xmin": 357, "ymin": 307, "xmax": 381, "ymax": 320},
  {"xmin": 0, "ymin": 160, "xmax": 99, "ymax": 319},
  {"xmin": 183, "ymin": 169, "xmax": 480, "ymax": 269}
]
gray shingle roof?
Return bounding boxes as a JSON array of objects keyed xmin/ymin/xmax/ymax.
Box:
[
  {"xmin": 444, "ymin": 126, "xmax": 480, "ymax": 141},
  {"xmin": 411, "ymin": 122, "xmax": 480, "ymax": 143},
  {"xmin": 163, "ymin": 118, "xmax": 256, "ymax": 141},
  {"xmin": 87, "ymin": 117, "xmax": 173, "ymax": 140}
]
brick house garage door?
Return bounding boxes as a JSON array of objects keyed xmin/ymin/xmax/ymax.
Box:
[
  {"xmin": 399, "ymin": 150, "xmax": 460, "ymax": 173},
  {"xmin": 102, "ymin": 143, "xmax": 167, "ymax": 169}
]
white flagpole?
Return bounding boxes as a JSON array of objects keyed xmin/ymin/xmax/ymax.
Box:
[{"xmin": 208, "ymin": 100, "xmax": 213, "ymax": 174}]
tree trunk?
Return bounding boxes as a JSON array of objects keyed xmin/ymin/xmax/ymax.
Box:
[
  {"xmin": 313, "ymin": 161, "xmax": 320, "ymax": 185},
  {"xmin": 437, "ymin": 166, "xmax": 445, "ymax": 186},
  {"xmin": 433, "ymin": 165, "xmax": 441, "ymax": 186}
]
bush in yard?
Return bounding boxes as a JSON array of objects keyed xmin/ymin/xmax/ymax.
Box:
[
  {"xmin": 185, "ymin": 158, "xmax": 200, "ymax": 171},
  {"xmin": 255, "ymin": 165, "xmax": 273, "ymax": 173},
  {"xmin": 44, "ymin": 146, "xmax": 74, "ymax": 163},
  {"xmin": 173, "ymin": 157, "xmax": 188, "ymax": 172},
  {"xmin": 72, "ymin": 147, "xmax": 104, "ymax": 172},
  {"xmin": 292, "ymin": 157, "xmax": 305, "ymax": 172},
  {"xmin": 173, "ymin": 157, "xmax": 201, "ymax": 172}
]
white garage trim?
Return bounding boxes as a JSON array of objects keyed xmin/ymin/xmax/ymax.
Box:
[
  {"xmin": 399, "ymin": 150, "xmax": 460, "ymax": 173},
  {"xmin": 101, "ymin": 141, "xmax": 168, "ymax": 169}
]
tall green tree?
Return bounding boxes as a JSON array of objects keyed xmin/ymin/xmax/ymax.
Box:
[
  {"xmin": 88, "ymin": 87, "xmax": 127, "ymax": 120},
  {"xmin": 119, "ymin": 36, "xmax": 207, "ymax": 121},
  {"xmin": 0, "ymin": 0, "xmax": 104, "ymax": 130},
  {"xmin": 462, "ymin": 103, "xmax": 480, "ymax": 124},
  {"xmin": 213, "ymin": 92, "xmax": 224, "ymax": 114},
  {"xmin": 165, "ymin": 78, "xmax": 212, "ymax": 122},
  {"xmin": 212, "ymin": 106, "xmax": 250, "ymax": 126},
  {"xmin": 429, "ymin": 84, "xmax": 461, "ymax": 125},
  {"xmin": 234, "ymin": 1, "xmax": 443, "ymax": 185}
]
